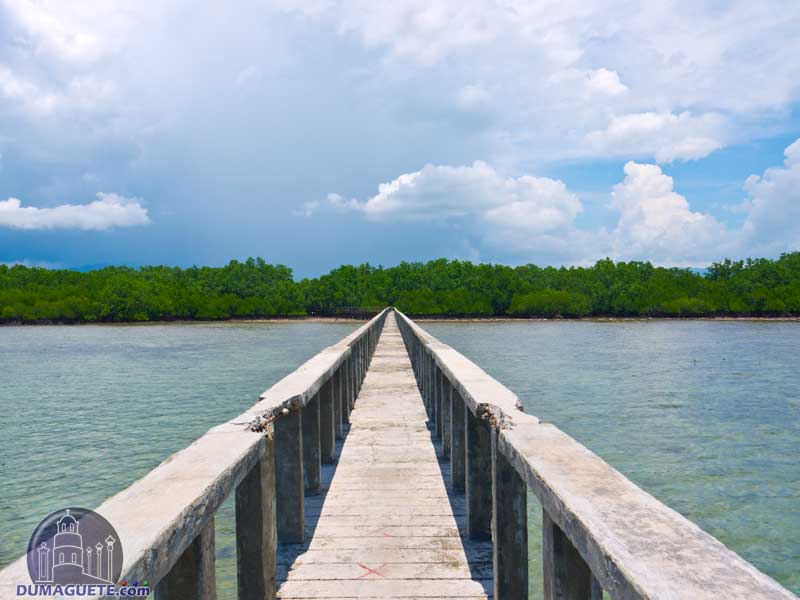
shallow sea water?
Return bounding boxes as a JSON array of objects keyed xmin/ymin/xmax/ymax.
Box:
[
  {"xmin": 1, "ymin": 320, "xmax": 797, "ymax": 596},
  {"xmin": 0, "ymin": 322, "xmax": 357, "ymax": 596},
  {"xmin": 426, "ymin": 320, "xmax": 800, "ymax": 596}
]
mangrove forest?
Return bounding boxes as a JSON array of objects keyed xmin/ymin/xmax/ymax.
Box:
[{"xmin": 1, "ymin": 252, "xmax": 799, "ymax": 323}]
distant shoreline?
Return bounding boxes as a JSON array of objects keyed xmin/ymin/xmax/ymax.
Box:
[
  {"xmin": 3, "ymin": 315, "xmax": 800, "ymax": 326},
  {"xmin": 415, "ymin": 316, "xmax": 800, "ymax": 323}
]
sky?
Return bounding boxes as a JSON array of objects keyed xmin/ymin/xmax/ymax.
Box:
[{"xmin": 1, "ymin": 1, "xmax": 799, "ymax": 278}]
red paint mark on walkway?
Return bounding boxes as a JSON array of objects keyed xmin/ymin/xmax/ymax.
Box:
[
  {"xmin": 357, "ymin": 563, "xmax": 386, "ymax": 578},
  {"xmin": 367, "ymin": 527, "xmax": 394, "ymax": 537}
]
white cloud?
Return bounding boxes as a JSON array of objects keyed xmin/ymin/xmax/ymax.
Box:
[
  {"xmin": 585, "ymin": 111, "xmax": 725, "ymax": 163},
  {"xmin": 1, "ymin": 0, "xmax": 799, "ymax": 173},
  {"xmin": 326, "ymin": 192, "xmax": 362, "ymax": 212},
  {"xmin": 311, "ymin": 139, "xmax": 800, "ymax": 265},
  {"xmin": 279, "ymin": 1, "xmax": 800, "ymax": 164},
  {"xmin": 787, "ymin": 139, "xmax": 800, "ymax": 165},
  {"xmin": 318, "ymin": 161, "xmax": 586, "ymax": 259},
  {"xmin": 0, "ymin": 193, "xmax": 150, "ymax": 231},
  {"xmin": 292, "ymin": 200, "xmax": 320, "ymax": 217},
  {"xmin": 319, "ymin": 159, "xmax": 730, "ymax": 264},
  {"xmin": 586, "ymin": 68, "xmax": 627, "ymax": 96},
  {"xmin": 330, "ymin": 161, "xmax": 581, "ymax": 230},
  {"xmin": 0, "ymin": 258, "xmax": 63, "ymax": 268},
  {"xmin": 0, "ymin": 1, "xmax": 799, "ymax": 270},
  {"xmin": 457, "ymin": 83, "xmax": 491, "ymax": 108},
  {"xmin": 483, "ymin": 177, "xmax": 581, "ymax": 233},
  {"xmin": 740, "ymin": 138, "xmax": 800, "ymax": 255},
  {"xmin": 235, "ymin": 66, "xmax": 259, "ymax": 88},
  {"xmin": 609, "ymin": 162, "xmax": 731, "ymax": 264}
]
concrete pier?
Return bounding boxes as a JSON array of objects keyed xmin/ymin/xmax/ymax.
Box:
[
  {"xmin": 1, "ymin": 307, "xmax": 796, "ymax": 600},
  {"xmin": 276, "ymin": 313, "xmax": 492, "ymax": 597}
]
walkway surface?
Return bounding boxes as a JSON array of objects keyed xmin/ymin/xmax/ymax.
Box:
[{"xmin": 277, "ymin": 314, "xmax": 493, "ymax": 598}]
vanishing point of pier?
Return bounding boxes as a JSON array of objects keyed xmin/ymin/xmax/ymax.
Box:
[{"xmin": 0, "ymin": 309, "xmax": 796, "ymax": 599}]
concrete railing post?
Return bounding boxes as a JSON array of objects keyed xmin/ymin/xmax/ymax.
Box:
[
  {"xmin": 435, "ymin": 367, "xmax": 444, "ymax": 439},
  {"xmin": 274, "ymin": 409, "xmax": 304, "ymax": 543},
  {"xmin": 359, "ymin": 341, "xmax": 365, "ymax": 388},
  {"xmin": 342, "ymin": 357, "xmax": 351, "ymax": 424},
  {"xmin": 428, "ymin": 354, "xmax": 434, "ymax": 413},
  {"xmin": 543, "ymin": 511, "xmax": 601, "ymax": 600},
  {"xmin": 347, "ymin": 350, "xmax": 356, "ymax": 414},
  {"xmin": 430, "ymin": 361, "xmax": 437, "ymax": 430},
  {"xmin": 450, "ymin": 388, "xmax": 466, "ymax": 491},
  {"xmin": 421, "ymin": 350, "xmax": 428, "ymax": 407},
  {"xmin": 421, "ymin": 347, "xmax": 430, "ymax": 418},
  {"xmin": 156, "ymin": 518, "xmax": 216, "ymax": 600},
  {"xmin": 319, "ymin": 379, "xmax": 336, "ymax": 464},
  {"xmin": 429, "ymin": 356, "xmax": 437, "ymax": 431},
  {"xmin": 416, "ymin": 345, "xmax": 421, "ymax": 389},
  {"xmin": 349, "ymin": 354, "xmax": 356, "ymax": 411},
  {"xmin": 302, "ymin": 393, "xmax": 321, "ymax": 493},
  {"xmin": 440, "ymin": 377, "xmax": 451, "ymax": 460},
  {"xmin": 418, "ymin": 347, "xmax": 423, "ymax": 391},
  {"xmin": 492, "ymin": 430, "xmax": 528, "ymax": 599},
  {"xmin": 235, "ymin": 437, "xmax": 276, "ymax": 600},
  {"xmin": 427, "ymin": 352, "xmax": 433, "ymax": 413},
  {"xmin": 333, "ymin": 369, "xmax": 343, "ymax": 440},
  {"xmin": 466, "ymin": 406, "xmax": 492, "ymax": 540},
  {"xmin": 354, "ymin": 344, "xmax": 361, "ymax": 395},
  {"xmin": 353, "ymin": 344, "xmax": 359, "ymax": 394},
  {"xmin": 355, "ymin": 349, "xmax": 360, "ymax": 402}
]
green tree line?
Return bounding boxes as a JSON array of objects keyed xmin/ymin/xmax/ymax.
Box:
[{"xmin": 2, "ymin": 252, "xmax": 800, "ymax": 323}]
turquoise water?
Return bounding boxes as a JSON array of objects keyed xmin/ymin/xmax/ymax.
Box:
[
  {"xmin": 0, "ymin": 322, "xmax": 358, "ymax": 595},
  {"xmin": 1, "ymin": 321, "xmax": 798, "ymax": 596},
  {"xmin": 425, "ymin": 320, "xmax": 800, "ymax": 596}
]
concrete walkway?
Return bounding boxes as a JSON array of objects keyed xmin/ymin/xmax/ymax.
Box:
[{"xmin": 277, "ymin": 313, "xmax": 493, "ymax": 598}]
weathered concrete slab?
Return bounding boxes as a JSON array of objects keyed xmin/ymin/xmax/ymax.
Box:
[
  {"xmin": 276, "ymin": 547, "xmax": 492, "ymax": 565},
  {"xmin": 0, "ymin": 425, "xmax": 265, "ymax": 599},
  {"xmin": 277, "ymin": 560, "xmax": 493, "ymax": 581},
  {"xmin": 500, "ymin": 423, "xmax": 796, "ymax": 599},
  {"xmin": 309, "ymin": 491, "xmax": 455, "ymax": 502},
  {"xmin": 277, "ymin": 579, "xmax": 492, "ymax": 598},
  {"xmin": 276, "ymin": 314, "xmax": 491, "ymax": 599},
  {"xmin": 308, "ymin": 506, "xmax": 465, "ymax": 518},
  {"xmin": 306, "ymin": 515, "xmax": 466, "ymax": 527},
  {"xmin": 306, "ymin": 525, "xmax": 462, "ymax": 538},
  {"xmin": 296, "ymin": 536, "xmax": 472, "ymax": 551}
]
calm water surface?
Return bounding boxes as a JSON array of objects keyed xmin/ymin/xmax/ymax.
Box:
[
  {"xmin": 0, "ymin": 322, "xmax": 358, "ymax": 595},
  {"xmin": 1, "ymin": 320, "xmax": 798, "ymax": 596},
  {"xmin": 426, "ymin": 320, "xmax": 800, "ymax": 596}
]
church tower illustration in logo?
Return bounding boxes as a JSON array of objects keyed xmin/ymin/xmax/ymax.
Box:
[{"xmin": 27, "ymin": 507, "xmax": 122, "ymax": 585}]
